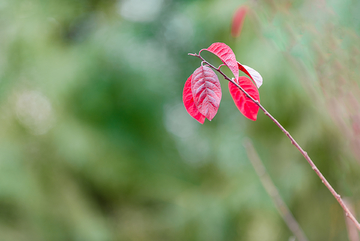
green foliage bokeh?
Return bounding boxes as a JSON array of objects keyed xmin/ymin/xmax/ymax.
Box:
[{"xmin": 0, "ymin": 0, "xmax": 359, "ymax": 240}]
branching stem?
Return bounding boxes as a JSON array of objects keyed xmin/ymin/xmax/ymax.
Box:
[{"xmin": 188, "ymin": 52, "xmax": 360, "ymax": 231}]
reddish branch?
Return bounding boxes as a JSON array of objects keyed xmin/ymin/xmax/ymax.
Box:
[{"xmin": 189, "ymin": 52, "xmax": 360, "ymax": 231}]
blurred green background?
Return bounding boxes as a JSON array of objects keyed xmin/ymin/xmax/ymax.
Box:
[{"xmin": 0, "ymin": 0, "xmax": 360, "ymax": 240}]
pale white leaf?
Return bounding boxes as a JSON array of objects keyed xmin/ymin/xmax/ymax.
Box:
[{"xmin": 242, "ymin": 64, "xmax": 263, "ymax": 88}]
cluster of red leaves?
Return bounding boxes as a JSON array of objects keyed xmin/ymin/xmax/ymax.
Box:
[{"xmin": 183, "ymin": 42, "xmax": 262, "ymax": 123}]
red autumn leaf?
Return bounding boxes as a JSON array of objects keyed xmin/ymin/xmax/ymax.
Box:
[
  {"xmin": 183, "ymin": 74, "xmax": 206, "ymax": 124},
  {"xmin": 231, "ymin": 6, "xmax": 248, "ymax": 38},
  {"xmin": 238, "ymin": 62, "xmax": 263, "ymax": 88},
  {"xmin": 229, "ymin": 76, "xmax": 260, "ymax": 121},
  {"xmin": 191, "ymin": 65, "xmax": 222, "ymax": 121},
  {"xmin": 201, "ymin": 42, "xmax": 239, "ymax": 80}
]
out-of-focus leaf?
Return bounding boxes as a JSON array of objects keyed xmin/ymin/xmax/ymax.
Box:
[{"xmin": 231, "ymin": 6, "xmax": 248, "ymax": 38}]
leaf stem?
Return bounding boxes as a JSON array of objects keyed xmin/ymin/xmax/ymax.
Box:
[{"xmin": 189, "ymin": 52, "xmax": 360, "ymax": 231}]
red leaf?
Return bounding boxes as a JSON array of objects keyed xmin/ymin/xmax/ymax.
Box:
[
  {"xmin": 231, "ymin": 6, "xmax": 248, "ymax": 38},
  {"xmin": 238, "ymin": 62, "xmax": 263, "ymax": 88},
  {"xmin": 183, "ymin": 74, "xmax": 205, "ymax": 124},
  {"xmin": 191, "ymin": 65, "xmax": 222, "ymax": 121},
  {"xmin": 229, "ymin": 76, "xmax": 260, "ymax": 121},
  {"xmin": 202, "ymin": 42, "xmax": 239, "ymax": 80}
]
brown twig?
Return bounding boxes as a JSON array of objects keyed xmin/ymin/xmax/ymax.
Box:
[
  {"xmin": 344, "ymin": 198, "xmax": 360, "ymax": 241},
  {"xmin": 244, "ymin": 138, "xmax": 309, "ymax": 241},
  {"xmin": 188, "ymin": 52, "xmax": 360, "ymax": 231}
]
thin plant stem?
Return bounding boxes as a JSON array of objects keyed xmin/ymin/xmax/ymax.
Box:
[
  {"xmin": 188, "ymin": 52, "xmax": 360, "ymax": 231},
  {"xmin": 344, "ymin": 198, "xmax": 360, "ymax": 241},
  {"xmin": 244, "ymin": 138, "xmax": 309, "ymax": 241}
]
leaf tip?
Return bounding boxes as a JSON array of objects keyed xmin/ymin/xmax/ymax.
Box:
[
  {"xmin": 198, "ymin": 118, "xmax": 205, "ymax": 124},
  {"xmin": 249, "ymin": 113, "xmax": 258, "ymax": 121}
]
